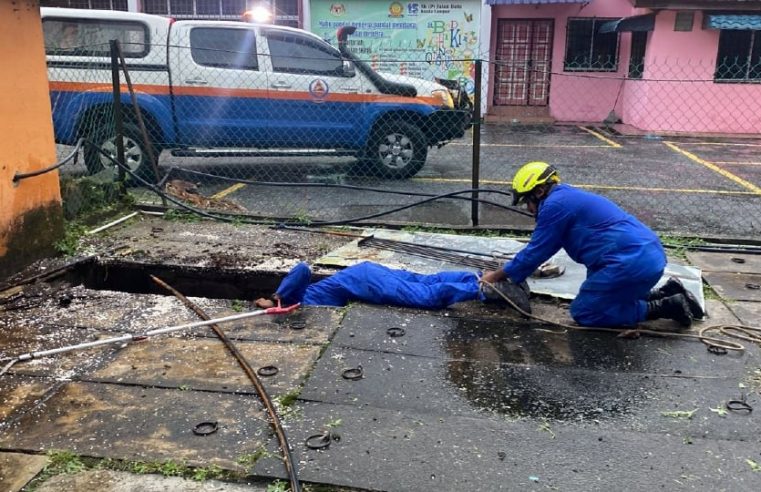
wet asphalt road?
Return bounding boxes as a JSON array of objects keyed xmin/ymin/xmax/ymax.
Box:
[{"xmin": 60, "ymin": 125, "xmax": 761, "ymax": 237}]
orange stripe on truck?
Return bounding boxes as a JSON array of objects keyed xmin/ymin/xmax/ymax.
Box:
[{"xmin": 49, "ymin": 81, "xmax": 436, "ymax": 105}]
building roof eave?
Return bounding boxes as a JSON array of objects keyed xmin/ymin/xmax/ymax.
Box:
[{"xmin": 634, "ymin": 0, "xmax": 761, "ymax": 10}]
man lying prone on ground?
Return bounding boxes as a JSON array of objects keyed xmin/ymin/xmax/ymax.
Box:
[{"xmin": 254, "ymin": 261, "xmax": 531, "ymax": 312}]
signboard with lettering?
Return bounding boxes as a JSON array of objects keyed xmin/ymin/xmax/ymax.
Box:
[{"xmin": 310, "ymin": 1, "xmax": 481, "ymax": 93}]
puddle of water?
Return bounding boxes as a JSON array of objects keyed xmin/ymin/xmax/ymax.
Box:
[{"xmin": 443, "ymin": 319, "xmax": 645, "ymax": 420}]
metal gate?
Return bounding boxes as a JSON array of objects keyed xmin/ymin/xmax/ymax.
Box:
[{"xmin": 493, "ymin": 19, "xmax": 553, "ymax": 106}]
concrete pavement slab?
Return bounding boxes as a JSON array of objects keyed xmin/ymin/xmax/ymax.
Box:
[
  {"xmin": 197, "ymin": 306, "xmax": 342, "ymax": 345},
  {"xmin": 0, "ymin": 322, "xmax": 114, "ymax": 379},
  {"xmin": 704, "ymin": 272, "xmax": 761, "ymax": 302},
  {"xmin": 0, "ymin": 375, "xmax": 57, "ymax": 424},
  {"xmin": 34, "ymin": 469, "xmax": 267, "ymax": 492},
  {"xmin": 727, "ymin": 301, "xmax": 761, "ymax": 327},
  {"xmin": 687, "ymin": 251, "xmax": 761, "ymax": 274},
  {"xmin": 0, "ymin": 452, "xmax": 48, "ymax": 492},
  {"xmin": 300, "ymin": 346, "xmax": 760, "ymax": 440},
  {"xmin": 91, "ymin": 337, "xmax": 321, "ymax": 396},
  {"xmin": 253, "ymin": 401, "xmax": 761, "ymax": 492},
  {"xmin": 334, "ymin": 305, "xmax": 752, "ymax": 376},
  {"xmin": 0, "ymin": 382, "xmax": 273, "ymax": 470}
]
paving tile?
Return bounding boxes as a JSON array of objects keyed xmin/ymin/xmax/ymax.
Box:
[
  {"xmin": 300, "ymin": 345, "xmax": 760, "ymax": 440},
  {"xmin": 0, "ymin": 375, "xmax": 57, "ymax": 423},
  {"xmin": 0, "ymin": 382, "xmax": 273, "ymax": 470},
  {"xmin": 687, "ymin": 251, "xmax": 761, "ymax": 274},
  {"xmin": 0, "ymin": 322, "xmax": 114, "ymax": 379},
  {"xmin": 35, "ymin": 469, "xmax": 267, "ymax": 492},
  {"xmin": 91, "ymin": 337, "xmax": 321, "ymax": 396},
  {"xmin": 253, "ymin": 401, "xmax": 761, "ymax": 492},
  {"xmin": 703, "ymin": 272, "xmax": 761, "ymax": 302},
  {"xmin": 0, "ymin": 452, "xmax": 47, "ymax": 492},
  {"xmin": 727, "ymin": 301, "xmax": 761, "ymax": 327},
  {"xmin": 333, "ymin": 305, "xmax": 751, "ymax": 376}
]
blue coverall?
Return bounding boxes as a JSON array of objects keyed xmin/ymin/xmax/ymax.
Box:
[
  {"xmin": 503, "ymin": 183, "xmax": 666, "ymax": 327},
  {"xmin": 275, "ymin": 262, "xmax": 483, "ymax": 310}
]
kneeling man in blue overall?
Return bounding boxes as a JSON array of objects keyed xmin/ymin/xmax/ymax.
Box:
[{"xmin": 481, "ymin": 161, "xmax": 703, "ymax": 329}]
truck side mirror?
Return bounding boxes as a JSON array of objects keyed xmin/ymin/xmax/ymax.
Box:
[{"xmin": 342, "ymin": 60, "xmax": 355, "ymax": 77}]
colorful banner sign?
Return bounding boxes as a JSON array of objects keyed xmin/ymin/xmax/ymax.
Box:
[{"xmin": 310, "ymin": 1, "xmax": 480, "ymax": 93}]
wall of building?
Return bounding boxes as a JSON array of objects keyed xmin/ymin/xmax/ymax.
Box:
[
  {"xmin": 623, "ymin": 10, "xmax": 761, "ymax": 134},
  {"xmin": 0, "ymin": 0, "xmax": 63, "ymax": 279},
  {"xmin": 489, "ymin": 0, "xmax": 639, "ymax": 121}
]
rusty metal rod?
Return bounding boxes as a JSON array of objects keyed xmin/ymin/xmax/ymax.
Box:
[{"xmin": 149, "ymin": 275, "xmax": 301, "ymax": 492}]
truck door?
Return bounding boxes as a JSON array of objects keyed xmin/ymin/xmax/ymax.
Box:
[
  {"xmin": 260, "ymin": 28, "xmax": 362, "ymax": 148},
  {"xmin": 169, "ymin": 23, "xmax": 270, "ymax": 147}
]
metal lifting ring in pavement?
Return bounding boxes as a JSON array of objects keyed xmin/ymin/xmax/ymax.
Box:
[
  {"xmin": 746, "ymin": 283, "xmax": 760, "ymax": 290},
  {"xmin": 305, "ymin": 431, "xmax": 332, "ymax": 450},
  {"xmin": 726, "ymin": 394, "xmax": 753, "ymax": 413},
  {"xmin": 387, "ymin": 327, "xmax": 406, "ymax": 337},
  {"xmin": 192, "ymin": 421, "xmax": 219, "ymax": 436},
  {"xmin": 707, "ymin": 345, "xmax": 728, "ymax": 355},
  {"xmin": 732, "ymin": 257, "xmax": 746, "ymax": 264},
  {"xmin": 257, "ymin": 365, "xmax": 279, "ymax": 377},
  {"xmin": 342, "ymin": 365, "xmax": 363, "ymax": 380}
]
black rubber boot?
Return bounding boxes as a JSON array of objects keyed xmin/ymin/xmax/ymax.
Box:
[
  {"xmin": 646, "ymin": 293, "xmax": 693, "ymax": 329},
  {"xmin": 647, "ymin": 277, "xmax": 704, "ymax": 319},
  {"xmin": 482, "ymin": 280, "xmax": 532, "ymax": 314}
]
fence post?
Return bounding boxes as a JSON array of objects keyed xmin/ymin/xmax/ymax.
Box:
[
  {"xmin": 110, "ymin": 40, "xmax": 126, "ymax": 183},
  {"xmin": 470, "ymin": 58, "xmax": 482, "ymax": 227}
]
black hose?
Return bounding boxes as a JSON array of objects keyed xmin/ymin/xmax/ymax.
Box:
[
  {"xmin": 13, "ymin": 139, "xmax": 84, "ymax": 183},
  {"xmin": 168, "ymin": 166, "xmax": 533, "ymax": 217},
  {"xmin": 84, "ymin": 140, "xmax": 536, "ymax": 226}
]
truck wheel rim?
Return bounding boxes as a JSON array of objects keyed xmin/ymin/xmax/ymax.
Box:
[
  {"xmin": 378, "ymin": 133, "xmax": 413, "ymax": 170},
  {"xmin": 100, "ymin": 136, "xmax": 143, "ymax": 172}
]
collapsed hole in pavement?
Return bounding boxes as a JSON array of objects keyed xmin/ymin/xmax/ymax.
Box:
[{"xmin": 58, "ymin": 259, "xmax": 329, "ymax": 301}]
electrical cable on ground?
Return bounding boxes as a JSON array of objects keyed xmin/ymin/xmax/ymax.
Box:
[
  {"xmin": 170, "ymin": 166, "xmax": 533, "ymax": 217},
  {"xmin": 150, "ymin": 275, "xmax": 301, "ymax": 492},
  {"xmin": 86, "ymin": 140, "xmax": 534, "ymax": 225}
]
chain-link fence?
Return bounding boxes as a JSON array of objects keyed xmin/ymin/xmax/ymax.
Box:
[{"xmin": 46, "ymin": 30, "xmax": 761, "ymax": 237}]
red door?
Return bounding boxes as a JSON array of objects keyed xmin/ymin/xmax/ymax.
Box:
[{"xmin": 493, "ymin": 19, "xmax": 553, "ymax": 106}]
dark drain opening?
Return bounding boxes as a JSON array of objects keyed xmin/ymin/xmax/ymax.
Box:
[{"xmin": 58, "ymin": 259, "xmax": 328, "ymax": 301}]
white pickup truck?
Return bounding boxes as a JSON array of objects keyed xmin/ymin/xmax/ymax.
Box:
[{"xmin": 42, "ymin": 8, "xmax": 471, "ymax": 180}]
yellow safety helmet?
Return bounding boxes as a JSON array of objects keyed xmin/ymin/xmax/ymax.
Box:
[{"xmin": 511, "ymin": 161, "xmax": 559, "ymax": 205}]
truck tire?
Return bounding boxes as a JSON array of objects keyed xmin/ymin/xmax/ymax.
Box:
[
  {"xmin": 358, "ymin": 120, "xmax": 428, "ymax": 179},
  {"xmin": 84, "ymin": 122, "xmax": 156, "ymax": 184}
]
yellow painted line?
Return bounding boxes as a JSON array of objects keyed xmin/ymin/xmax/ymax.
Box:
[
  {"xmin": 211, "ymin": 182, "xmax": 247, "ymax": 199},
  {"xmin": 577, "ymin": 125, "xmax": 622, "ymax": 148},
  {"xmin": 713, "ymin": 161, "xmax": 761, "ymax": 166},
  {"xmin": 677, "ymin": 141, "xmax": 761, "ymax": 147},
  {"xmin": 664, "ymin": 141, "xmax": 761, "ymax": 194},
  {"xmin": 412, "ymin": 177, "xmax": 756, "ymax": 195},
  {"xmin": 448, "ymin": 142, "xmax": 610, "ymax": 148}
]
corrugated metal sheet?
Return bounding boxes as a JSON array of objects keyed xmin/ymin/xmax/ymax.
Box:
[{"xmin": 704, "ymin": 13, "xmax": 761, "ymax": 29}]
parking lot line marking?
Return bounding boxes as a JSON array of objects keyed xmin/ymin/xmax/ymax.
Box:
[
  {"xmin": 678, "ymin": 142, "xmax": 761, "ymax": 147},
  {"xmin": 212, "ymin": 182, "xmax": 247, "ymax": 199},
  {"xmin": 577, "ymin": 126, "xmax": 622, "ymax": 148},
  {"xmin": 412, "ymin": 177, "xmax": 756, "ymax": 195},
  {"xmin": 664, "ymin": 141, "xmax": 761, "ymax": 194},
  {"xmin": 449, "ymin": 142, "xmax": 611, "ymax": 148},
  {"xmin": 713, "ymin": 161, "xmax": 761, "ymax": 166}
]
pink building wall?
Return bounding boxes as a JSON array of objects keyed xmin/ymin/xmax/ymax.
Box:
[
  {"xmin": 622, "ymin": 10, "xmax": 761, "ymax": 133},
  {"xmin": 489, "ymin": 0, "xmax": 639, "ymax": 122},
  {"xmin": 489, "ymin": 2, "xmax": 761, "ymax": 134}
]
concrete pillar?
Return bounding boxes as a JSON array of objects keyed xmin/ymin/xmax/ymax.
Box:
[{"xmin": 0, "ymin": 0, "xmax": 63, "ymax": 279}]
